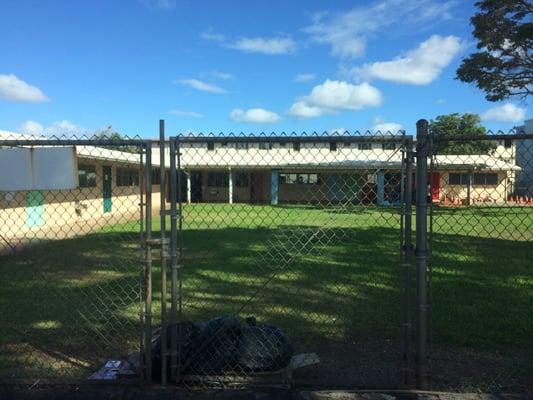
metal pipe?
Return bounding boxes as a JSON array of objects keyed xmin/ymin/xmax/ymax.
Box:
[
  {"xmin": 138, "ymin": 145, "xmax": 145, "ymax": 386},
  {"xmin": 159, "ymin": 120, "xmax": 168, "ymax": 386},
  {"xmin": 144, "ymin": 141, "xmax": 153, "ymax": 385},
  {"xmin": 176, "ymin": 136, "xmax": 184, "ymax": 383},
  {"xmin": 0, "ymin": 139, "xmax": 148, "ymax": 146},
  {"xmin": 169, "ymin": 137, "xmax": 178, "ymax": 382},
  {"xmin": 415, "ymin": 119, "xmax": 430, "ymax": 390},
  {"xmin": 170, "ymin": 134, "xmax": 407, "ymax": 144},
  {"xmin": 401, "ymin": 135, "xmax": 414, "ymax": 386}
]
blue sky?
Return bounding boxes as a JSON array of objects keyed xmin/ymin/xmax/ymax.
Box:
[{"xmin": 0, "ymin": 0, "xmax": 529, "ymax": 138}]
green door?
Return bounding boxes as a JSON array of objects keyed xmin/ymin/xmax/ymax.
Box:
[
  {"xmin": 103, "ymin": 165, "xmax": 112, "ymax": 213},
  {"xmin": 26, "ymin": 190, "xmax": 45, "ymax": 228}
]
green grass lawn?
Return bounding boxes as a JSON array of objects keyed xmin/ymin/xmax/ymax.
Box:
[{"xmin": 0, "ymin": 204, "xmax": 531, "ymax": 390}]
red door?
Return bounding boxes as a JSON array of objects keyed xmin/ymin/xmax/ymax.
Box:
[{"xmin": 431, "ymin": 173, "xmax": 440, "ymax": 202}]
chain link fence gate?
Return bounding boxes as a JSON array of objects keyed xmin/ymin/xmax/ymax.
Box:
[
  {"xmin": 6, "ymin": 118, "xmax": 529, "ymax": 392},
  {"xmin": 0, "ymin": 134, "xmax": 149, "ymax": 385},
  {"xmin": 146, "ymin": 127, "xmax": 416, "ymax": 389},
  {"xmin": 427, "ymin": 127, "xmax": 533, "ymax": 393}
]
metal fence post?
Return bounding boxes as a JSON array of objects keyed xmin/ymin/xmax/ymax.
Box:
[
  {"xmin": 159, "ymin": 119, "xmax": 168, "ymax": 386},
  {"xmin": 144, "ymin": 140, "xmax": 153, "ymax": 385},
  {"xmin": 401, "ymin": 135, "xmax": 414, "ymax": 386},
  {"xmin": 169, "ymin": 137, "xmax": 178, "ymax": 381},
  {"xmin": 415, "ymin": 119, "xmax": 430, "ymax": 389},
  {"xmin": 176, "ymin": 136, "xmax": 184, "ymax": 383}
]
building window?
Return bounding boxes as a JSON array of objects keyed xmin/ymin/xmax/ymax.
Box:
[
  {"xmin": 258, "ymin": 142, "xmax": 272, "ymax": 150},
  {"xmin": 329, "ymin": 142, "xmax": 337, "ymax": 151},
  {"xmin": 358, "ymin": 142, "xmax": 372, "ymax": 150},
  {"xmin": 207, "ymin": 172, "xmax": 229, "ymax": 187},
  {"xmin": 382, "ymin": 142, "xmax": 396, "ymax": 150},
  {"xmin": 279, "ymin": 173, "xmax": 320, "ymax": 184},
  {"xmin": 343, "ymin": 142, "xmax": 351, "ymax": 148},
  {"xmin": 116, "ymin": 168, "xmax": 140, "ymax": 187},
  {"xmin": 78, "ymin": 164, "xmax": 97, "ymax": 188},
  {"xmin": 152, "ymin": 168, "xmax": 161, "ymax": 185},
  {"xmin": 473, "ymin": 173, "xmax": 498, "ymax": 186},
  {"xmin": 293, "ymin": 142, "xmax": 300, "ymax": 151},
  {"xmin": 207, "ymin": 142, "xmax": 215, "ymax": 151},
  {"xmin": 235, "ymin": 172, "xmax": 249, "ymax": 187},
  {"xmin": 449, "ymin": 173, "xmax": 469, "ymax": 185},
  {"xmin": 504, "ymin": 139, "xmax": 512, "ymax": 148}
]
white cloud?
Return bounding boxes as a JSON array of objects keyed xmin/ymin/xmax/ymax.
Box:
[
  {"xmin": 175, "ymin": 79, "xmax": 226, "ymax": 94},
  {"xmin": 230, "ymin": 108, "xmax": 280, "ymax": 124},
  {"xmin": 304, "ymin": 0, "xmax": 456, "ymax": 59},
  {"xmin": 294, "ymin": 73, "xmax": 316, "ymax": 83},
  {"xmin": 288, "ymin": 79, "xmax": 383, "ymax": 118},
  {"xmin": 0, "ymin": 74, "xmax": 49, "ymax": 102},
  {"xmin": 355, "ymin": 35, "xmax": 463, "ymax": 85},
  {"xmin": 373, "ymin": 122, "xmax": 403, "ymax": 133},
  {"xmin": 18, "ymin": 120, "xmax": 89, "ymax": 137},
  {"xmin": 209, "ymin": 71, "xmax": 233, "ymax": 80},
  {"xmin": 141, "ymin": 0, "xmax": 175, "ymax": 10},
  {"xmin": 199, "ymin": 70, "xmax": 233, "ymax": 81},
  {"xmin": 329, "ymin": 127, "xmax": 348, "ymax": 135},
  {"xmin": 18, "ymin": 120, "xmax": 44, "ymax": 135},
  {"xmin": 168, "ymin": 110, "xmax": 203, "ymax": 118},
  {"xmin": 200, "ymin": 30, "xmax": 225, "ymax": 42},
  {"xmin": 288, "ymin": 102, "xmax": 326, "ymax": 118},
  {"xmin": 229, "ymin": 37, "xmax": 296, "ymax": 55},
  {"xmin": 481, "ymin": 103, "xmax": 526, "ymax": 123}
]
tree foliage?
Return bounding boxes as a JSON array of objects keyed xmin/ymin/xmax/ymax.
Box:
[
  {"xmin": 456, "ymin": 0, "xmax": 533, "ymax": 101},
  {"xmin": 92, "ymin": 126, "xmax": 139, "ymax": 153},
  {"xmin": 429, "ymin": 113, "xmax": 497, "ymax": 155}
]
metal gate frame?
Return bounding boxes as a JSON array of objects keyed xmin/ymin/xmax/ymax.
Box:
[{"xmin": 142, "ymin": 120, "xmax": 433, "ymax": 389}]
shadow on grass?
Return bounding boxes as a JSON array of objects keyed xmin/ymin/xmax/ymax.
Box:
[{"xmin": 0, "ymin": 220, "xmax": 531, "ymax": 390}]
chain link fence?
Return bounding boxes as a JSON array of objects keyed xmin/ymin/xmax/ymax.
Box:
[
  {"xmin": 0, "ymin": 134, "xmax": 148, "ymax": 384},
  {"xmin": 428, "ymin": 130, "xmax": 533, "ymax": 392},
  {"xmin": 1, "ymin": 123, "xmax": 531, "ymax": 393},
  {"xmin": 146, "ymin": 131, "xmax": 411, "ymax": 389}
]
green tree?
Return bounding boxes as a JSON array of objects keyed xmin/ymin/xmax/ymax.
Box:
[
  {"xmin": 92, "ymin": 126, "xmax": 139, "ymax": 153},
  {"xmin": 456, "ymin": 0, "xmax": 533, "ymax": 101},
  {"xmin": 429, "ymin": 113, "xmax": 497, "ymax": 155}
]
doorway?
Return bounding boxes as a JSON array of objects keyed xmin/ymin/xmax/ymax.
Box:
[
  {"xmin": 250, "ymin": 172, "xmax": 264, "ymax": 203},
  {"xmin": 431, "ymin": 172, "xmax": 440, "ymax": 202},
  {"xmin": 103, "ymin": 165, "xmax": 112, "ymax": 213}
]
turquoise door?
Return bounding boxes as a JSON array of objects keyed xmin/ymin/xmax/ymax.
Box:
[
  {"xmin": 103, "ymin": 166, "xmax": 112, "ymax": 213},
  {"xmin": 26, "ymin": 190, "xmax": 45, "ymax": 228}
]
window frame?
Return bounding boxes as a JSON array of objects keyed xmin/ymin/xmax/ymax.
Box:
[
  {"xmin": 234, "ymin": 172, "xmax": 249, "ymax": 187},
  {"xmin": 116, "ymin": 167, "xmax": 140, "ymax": 187},
  {"xmin": 279, "ymin": 173, "xmax": 320, "ymax": 185},
  {"xmin": 473, "ymin": 173, "xmax": 498, "ymax": 186},
  {"xmin": 78, "ymin": 163, "xmax": 97, "ymax": 188},
  {"xmin": 449, "ymin": 173, "xmax": 469, "ymax": 185},
  {"xmin": 207, "ymin": 172, "xmax": 229, "ymax": 187},
  {"xmin": 381, "ymin": 142, "xmax": 396, "ymax": 150}
]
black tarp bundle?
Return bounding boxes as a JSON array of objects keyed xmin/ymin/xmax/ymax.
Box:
[{"xmin": 151, "ymin": 316, "xmax": 293, "ymax": 382}]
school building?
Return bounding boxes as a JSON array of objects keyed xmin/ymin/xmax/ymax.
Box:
[{"xmin": 0, "ymin": 131, "xmax": 522, "ymax": 243}]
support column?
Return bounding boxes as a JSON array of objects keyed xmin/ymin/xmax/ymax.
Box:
[
  {"xmin": 186, "ymin": 172, "xmax": 191, "ymax": 204},
  {"xmin": 377, "ymin": 170, "xmax": 385, "ymax": 205},
  {"xmin": 271, "ymin": 170, "xmax": 279, "ymax": 205},
  {"xmin": 466, "ymin": 172, "xmax": 473, "ymax": 205},
  {"xmin": 228, "ymin": 168, "xmax": 233, "ymax": 204},
  {"xmin": 415, "ymin": 119, "xmax": 430, "ymax": 390}
]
